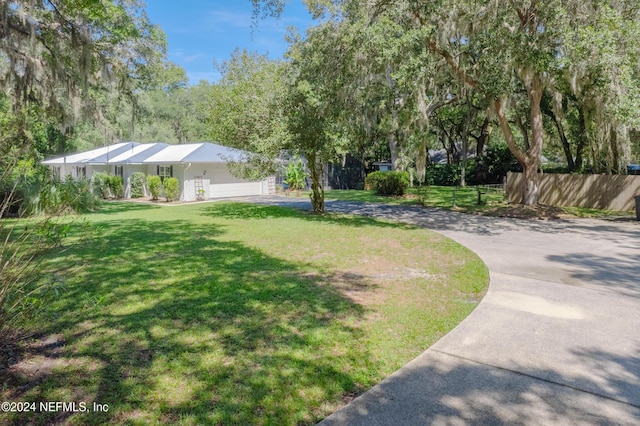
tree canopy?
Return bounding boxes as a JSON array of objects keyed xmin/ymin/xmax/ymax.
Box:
[
  {"xmin": 249, "ymin": 0, "xmax": 640, "ymax": 204},
  {"xmin": 1, "ymin": 0, "xmax": 167, "ymax": 135}
]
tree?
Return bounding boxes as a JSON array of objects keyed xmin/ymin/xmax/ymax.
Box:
[
  {"xmin": 1, "ymin": 0, "xmax": 166, "ymax": 131},
  {"xmin": 260, "ymin": 0, "xmax": 640, "ymax": 203},
  {"xmin": 1, "ymin": 1, "xmax": 165, "ymax": 340},
  {"xmin": 209, "ymin": 49, "xmax": 290, "ymax": 166}
]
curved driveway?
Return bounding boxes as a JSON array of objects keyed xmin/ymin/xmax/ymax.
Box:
[{"xmin": 244, "ymin": 196, "xmax": 640, "ymax": 424}]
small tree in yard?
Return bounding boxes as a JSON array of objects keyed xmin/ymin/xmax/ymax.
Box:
[
  {"xmin": 147, "ymin": 175, "xmax": 162, "ymax": 201},
  {"xmin": 163, "ymin": 177, "xmax": 179, "ymax": 202}
]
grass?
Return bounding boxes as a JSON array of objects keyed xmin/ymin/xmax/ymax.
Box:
[
  {"xmin": 1, "ymin": 201, "xmax": 488, "ymax": 425},
  {"xmin": 324, "ymin": 187, "xmax": 636, "ymax": 219},
  {"xmin": 325, "ymin": 186, "xmax": 505, "ymax": 211}
]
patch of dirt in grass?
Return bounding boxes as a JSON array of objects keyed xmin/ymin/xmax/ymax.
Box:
[
  {"xmin": 0, "ymin": 333, "xmax": 101, "ymax": 400},
  {"xmin": 328, "ymin": 272, "xmax": 384, "ymax": 306},
  {"xmin": 478, "ymin": 204, "xmax": 568, "ymax": 220},
  {"xmin": 332, "ymin": 259, "xmax": 439, "ymax": 308}
]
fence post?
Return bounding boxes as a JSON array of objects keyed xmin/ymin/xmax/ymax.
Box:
[
  {"xmin": 477, "ymin": 186, "xmax": 484, "ymax": 205},
  {"xmin": 503, "ymin": 176, "xmax": 507, "ymax": 202}
]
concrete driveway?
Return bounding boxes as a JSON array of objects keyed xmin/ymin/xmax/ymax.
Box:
[{"xmin": 238, "ymin": 196, "xmax": 640, "ymax": 425}]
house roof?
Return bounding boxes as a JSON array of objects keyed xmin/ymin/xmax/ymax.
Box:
[
  {"xmin": 108, "ymin": 143, "xmax": 169, "ymax": 164},
  {"xmin": 42, "ymin": 142, "xmax": 139, "ymax": 165},
  {"xmin": 42, "ymin": 142, "xmax": 247, "ymax": 166}
]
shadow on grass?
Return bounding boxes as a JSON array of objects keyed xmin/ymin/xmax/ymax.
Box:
[
  {"xmin": 1, "ymin": 215, "xmax": 378, "ymax": 425},
  {"xmin": 96, "ymin": 200, "xmax": 162, "ymax": 215}
]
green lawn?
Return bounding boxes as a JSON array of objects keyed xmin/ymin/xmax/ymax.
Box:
[
  {"xmin": 323, "ymin": 187, "xmax": 635, "ymax": 219},
  {"xmin": 324, "ymin": 186, "xmax": 505, "ymax": 211},
  {"xmin": 2, "ymin": 202, "xmax": 488, "ymax": 425}
]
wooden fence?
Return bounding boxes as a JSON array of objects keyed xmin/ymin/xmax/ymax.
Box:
[{"xmin": 506, "ymin": 172, "xmax": 640, "ymax": 211}]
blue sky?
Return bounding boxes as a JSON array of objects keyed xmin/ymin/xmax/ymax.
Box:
[{"xmin": 144, "ymin": 1, "xmax": 314, "ymax": 84}]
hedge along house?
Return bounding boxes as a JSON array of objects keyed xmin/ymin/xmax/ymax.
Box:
[{"xmin": 42, "ymin": 142, "xmax": 275, "ymax": 201}]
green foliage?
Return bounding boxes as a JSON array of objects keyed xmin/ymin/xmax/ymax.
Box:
[
  {"xmin": 426, "ymin": 164, "xmax": 460, "ymax": 187},
  {"xmin": 147, "ymin": 175, "xmax": 162, "ymax": 201},
  {"xmin": 1, "ymin": 0, "xmax": 167, "ymax": 139},
  {"xmin": 1, "ymin": 158, "xmax": 50, "ymax": 217},
  {"xmin": 482, "ymin": 144, "xmax": 522, "ymax": 183},
  {"xmin": 37, "ymin": 221, "xmax": 72, "ymax": 247},
  {"xmin": 36, "ymin": 176, "xmax": 101, "ymax": 215},
  {"xmin": 130, "ymin": 172, "xmax": 146, "ymax": 198},
  {"xmin": 365, "ymin": 171, "xmax": 410, "ymax": 196},
  {"xmin": 0, "ymin": 163, "xmax": 99, "ymax": 340},
  {"xmin": 163, "ymin": 177, "xmax": 179, "ymax": 202},
  {"xmin": 364, "ymin": 171, "xmax": 383, "ymax": 190},
  {"xmin": 209, "ymin": 49, "xmax": 289, "ymax": 181},
  {"xmin": 285, "ymin": 156, "xmax": 307, "ymax": 192},
  {"xmin": 92, "ymin": 173, "xmax": 111, "ymax": 199},
  {"xmin": 108, "ymin": 176, "xmax": 124, "ymax": 199}
]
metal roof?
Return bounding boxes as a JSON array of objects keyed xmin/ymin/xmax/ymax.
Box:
[
  {"xmin": 108, "ymin": 143, "xmax": 169, "ymax": 164},
  {"xmin": 41, "ymin": 142, "xmax": 247, "ymax": 166},
  {"xmin": 42, "ymin": 142, "xmax": 138, "ymax": 165}
]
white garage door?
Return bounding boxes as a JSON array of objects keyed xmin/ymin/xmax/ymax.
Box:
[{"xmin": 210, "ymin": 182, "xmax": 262, "ymax": 198}]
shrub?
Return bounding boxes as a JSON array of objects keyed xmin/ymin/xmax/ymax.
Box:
[
  {"xmin": 163, "ymin": 177, "xmax": 179, "ymax": 202},
  {"xmin": 364, "ymin": 171, "xmax": 385, "ymax": 190},
  {"xmin": 285, "ymin": 156, "xmax": 306, "ymax": 194},
  {"xmin": 92, "ymin": 172, "xmax": 111, "ymax": 198},
  {"xmin": 37, "ymin": 176, "xmax": 101, "ymax": 214},
  {"xmin": 426, "ymin": 164, "xmax": 460, "ymax": 186},
  {"xmin": 130, "ymin": 172, "xmax": 146, "ymax": 198},
  {"xmin": 482, "ymin": 144, "xmax": 521, "ymax": 183},
  {"xmin": 147, "ymin": 175, "xmax": 162, "ymax": 201},
  {"xmin": 108, "ymin": 176, "xmax": 124, "ymax": 199},
  {"xmin": 365, "ymin": 171, "xmax": 410, "ymax": 196}
]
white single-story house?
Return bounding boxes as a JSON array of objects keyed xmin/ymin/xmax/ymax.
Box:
[{"xmin": 42, "ymin": 142, "xmax": 275, "ymax": 201}]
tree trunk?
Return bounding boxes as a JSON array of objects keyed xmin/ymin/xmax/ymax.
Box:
[
  {"xmin": 521, "ymin": 159, "xmax": 540, "ymax": 205},
  {"xmin": 386, "ymin": 64, "xmax": 401, "ymax": 171},
  {"xmin": 494, "ymin": 73, "xmax": 544, "ymax": 205},
  {"xmin": 460, "ymin": 96, "xmax": 473, "ymax": 187},
  {"xmin": 547, "ymin": 106, "xmax": 575, "ymax": 172},
  {"xmin": 475, "ymin": 116, "xmax": 490, "ymax": 159},
  {"xmin": 306, "ymin": 148, "xmax": 324, "ymax": 213},
  {"xmin": 389, "ymin": 132, "xmax": 400, "ymax": 170},
  {"xmin": 575, "ymin": 105, "xmax": 587, "ymax": 171}
]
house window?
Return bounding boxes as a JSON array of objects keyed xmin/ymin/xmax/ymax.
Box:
[
  {"xmin": 114, "ymin": 165, "xmax": 123, "ymax": 178},
  {"xmin": 157, "ymin": 165, "xmax": 173, "ymax": 182},
  {"xmin": 52, "ymin": 166, "xmax": 61, "ymax": 180},
  {"xmin": 76, "ymin": 166, "xmax": 86, "ymax": 178}
]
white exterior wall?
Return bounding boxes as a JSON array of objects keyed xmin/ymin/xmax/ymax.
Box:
[
  {"xmin": 183, "ymin": 163, "xmax": 216, "ymax": 201},
  {"xmin": 207, "ymin": 163, "xmax": 265, "ymax": 199},
  {"xmin": 48, "ymin": 159, "xmax": 273, "ymax": 202},
  {"xmin": 90, "ymin": 165, "xmax": 108, "ymax": 176}
]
